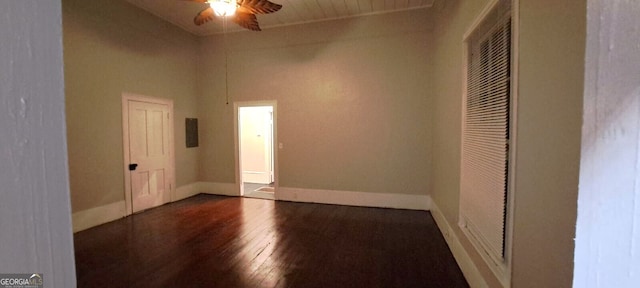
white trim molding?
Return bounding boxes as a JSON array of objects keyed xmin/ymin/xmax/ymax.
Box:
[
  {"xmin": 175, "ymin": 182, "xmax": 202, "ymax": 201},
  {"xmin": 71, "ymin": 181, "xmax": 230, "ymax": 232},
  {"xmin": 430, "ymin": 201, "xmax": 489, "ymax": 288},
  {"xmin": 71, "ymin": 184, "xmax": 429, "ymax": 232},
  {"xmin": 72, "ymin": 201, "xmax": 126, "ymax": 233},
  {"xmin": 199, "ymin": 182, "xmax": 239, "ymax": 196},
  {"xmin": 277, "ymin": 187, "xmax": 430, "ymax": 210}
]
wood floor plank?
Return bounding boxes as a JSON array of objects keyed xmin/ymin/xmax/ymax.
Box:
[{"xmin": 74, "ymin": 195, "xmax": 468, "ymax": 287}]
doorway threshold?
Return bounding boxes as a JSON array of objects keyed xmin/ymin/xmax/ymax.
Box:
[{"xmin": 243, "ymin": 182, "xmax": 275, "ymax": 200}]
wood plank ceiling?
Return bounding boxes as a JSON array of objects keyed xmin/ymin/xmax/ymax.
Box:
[{"xmin": 124, "ymin": 0, "xmax": 436, "ymax": 36}]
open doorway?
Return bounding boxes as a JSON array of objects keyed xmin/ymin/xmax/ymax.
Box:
[{"xmin": 235, "ymin": 102, "xmax": 277, "ymax": 200}]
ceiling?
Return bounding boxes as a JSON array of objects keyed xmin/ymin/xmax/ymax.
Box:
[{"xmin": 124, "ymin": 0, "xmax": 436, "ymax": 36}]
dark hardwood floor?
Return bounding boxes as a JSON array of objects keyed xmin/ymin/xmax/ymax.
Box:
[{"xmin": 74, "ymin": 195, "xmax": 468, "ymax": 287}]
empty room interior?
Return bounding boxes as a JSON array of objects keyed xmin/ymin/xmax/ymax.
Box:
[
  {"xmin": 4, "ymin": 0, "xmax": 639, "ymax": 287},
  {"xmin": 61, "ymin": 0, "xmax": 582, "ymax": 286}
]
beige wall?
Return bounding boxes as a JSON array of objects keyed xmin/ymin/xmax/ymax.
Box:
[
  {"xmin": 63, "ymin": 0, "xmax": 200, "ymax": 212},
  {"xmin": 198, "ymin": 10, "xmax": 434, "ymax": 195},
  {"xmin": 429, "ymin": 1, "xmax": 501, "ymax": 286},
  {"xmin": 513, "ymin": 1, "xmax": 584, "ymax": 286},
  {"xmin": 430, "ymin": 0, "xmax": 585, "ymax": 287}
]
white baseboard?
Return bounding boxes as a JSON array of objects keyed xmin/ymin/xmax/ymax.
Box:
[
  {"xmin": 70, "ymin": 185, "xmax": 428, "ymax": 232},
  {"xmin": 175, "ymin": 182, "xmax": 201, "ymax": 201},
  {"xmin": 430, "ymin": 201, "xmax": 489, "ymax": 288},
  {"xmin": 72, "ymin": 182, "xmax": 234, "ymax": 232},
  {"xmin": 72, "ymin": 201, "xmax": 126, "ymax": 233},
  {"xmin": 196, "ymin": 183, "xmax": 430, "ymax": 211},
  {"xmin": 199, "ymin": 182, "xmax": 238, "ymax": 196},
  {"xmin": 277, "ymin": 187, "xmax": 430, "ymax": 210}
]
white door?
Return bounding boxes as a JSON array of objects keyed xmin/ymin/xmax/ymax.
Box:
[
  {"xmin": 127, "ymin": 100, "xmax": 171, "ymax": 213},
  {"xmin": 240, "ymin": 106, "xmax": 273, "ymax": 184}
]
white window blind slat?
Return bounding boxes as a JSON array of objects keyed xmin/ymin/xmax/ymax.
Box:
[{"xmin": 460, "ymin": 10, "xmax": 511, "ymax": 265}]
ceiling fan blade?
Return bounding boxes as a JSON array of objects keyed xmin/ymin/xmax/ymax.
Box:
[
  {"xmin": 232, "ymin": 11, "xmax": 261, "ymax": 31},
  {"xmin": 237, "ymin": 0, "xmax": 282, "ymax": 15},
  {"xmin": 194, "ymin": 7, "xmax": 215, "ymax": 25}
]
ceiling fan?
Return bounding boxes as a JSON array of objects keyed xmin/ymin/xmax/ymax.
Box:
[{"xmin": 183, "ymin": 0, "xmax": 282, "ymax": 31}]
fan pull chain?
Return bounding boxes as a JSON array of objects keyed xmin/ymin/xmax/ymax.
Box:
[{"xmin": 223, "ymin": 16, "xmax": 230, "ymax": 105}]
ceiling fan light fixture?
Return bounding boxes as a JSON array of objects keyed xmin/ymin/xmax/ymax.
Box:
[{"xmin": 210, "ymin": 0, "xmax": 237, "ymax": 17}]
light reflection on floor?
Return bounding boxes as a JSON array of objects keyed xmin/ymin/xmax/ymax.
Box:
[{"xmin": 238, "ymin": 198, "xmax": 283, "ymax": 286}]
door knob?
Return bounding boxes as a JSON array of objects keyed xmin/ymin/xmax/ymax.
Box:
[{"xmin": 129, "ymin": 163, "xmax": 138, "ymax": 171}]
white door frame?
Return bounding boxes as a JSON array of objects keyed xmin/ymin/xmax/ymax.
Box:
[
  {"xmin": 234, "ymin": 100, "xmax": 278, "ymax": 197},
  {"xmin": 122, "ymin": 92, "xmax": 175, "ymax": 216}
]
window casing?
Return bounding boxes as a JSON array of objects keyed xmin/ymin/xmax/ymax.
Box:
[{"xmin": 459, "ymin": 0, "xmax": 514, "ymax": 286}]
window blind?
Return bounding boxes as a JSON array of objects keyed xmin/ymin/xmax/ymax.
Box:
[{"xmin": 460, "ymin": 13, "xmax": 511, "ymax": 265}]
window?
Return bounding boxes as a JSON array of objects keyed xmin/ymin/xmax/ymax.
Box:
[{"xmin": 459, "ymin": 0, "xmax": 513, "ymax": 286}]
